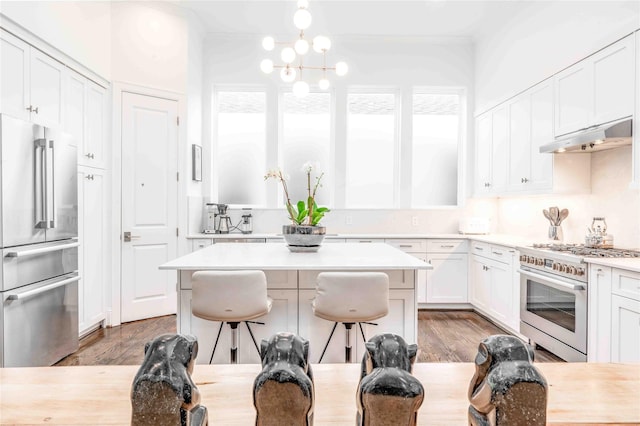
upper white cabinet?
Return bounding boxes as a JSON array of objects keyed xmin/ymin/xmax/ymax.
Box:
[
  {"xmin": 0, "ymin": 30, "xmax": 64, "ymax": 128},
  {"xmin": 507, "ymin": 81, "xmax": 553, "ymax": 192},
  {"xmin": 64, "ymin": 69, "xmax": 108, "ymax": 168},
  {"xmin": 634, "ymin": 30, "xmax": 640, "ymax": 188},
  {"xmin": 554, "ymin": 34, "xmax": 635, "ymax": 137},
  {"xmin": 474, "ymin": 106, "xmax": 508, "ymax": 195}
]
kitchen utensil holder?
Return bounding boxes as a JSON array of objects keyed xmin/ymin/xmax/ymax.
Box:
[{"xmin": 548, "ymin": 225, "xmax": 563, "ymax": 242}]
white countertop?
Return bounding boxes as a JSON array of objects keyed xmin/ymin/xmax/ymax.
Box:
[
  {"xmin": 584, "ymin": 257, "xmax": 640, "ymax": 273},
  {"xmin": 160, "ymin": 242, "xmax": 432, "ymax": 271}
]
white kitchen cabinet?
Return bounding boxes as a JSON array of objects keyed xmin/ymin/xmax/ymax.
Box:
[
  {"xmin": 0, "ymin": 30, "xmax": 64, "ymax": 128},
  {"xmin": 181, "ymin": 289, "xmax": 298, "ymax": 364},
  {"xmin": 611, "ymin": 294, "xmax": 640, "ymax": 363},
  {"xmin": 474, "ymin": 105, "xmax": 509, "ymax": 196},
  {"xmin": 191, "ymin": 238, "xmax": 213, "ymax": 252},
  {"xmin": 554, "ymin": 34, "xmax": 635, "ymax": 137},
  {"xmin": 587, "ymin": 265, "xmax": 612, "ymax": 362},
  {"xmin": 507, "ymin": 81, "xmax": 553, "ymax": 192},
  {"xmin": 385, "ymin": 239, "xmax": 428, "ymax": 304},
  {"xmin": 64, "ymin": 69, "xmax": 108, "ymax": 168},
  {"xmin": 78, "ymin": 167, "xmax": 107, "ymax": 335},
  {"xmin": 424, "ymin": 239, "xmax": 468, "ymax": 304},
  {"xmin": 475, "ymin": 112, "xmax": 493, "ymax": 196},
  {"xmin": 469, "ymin": 242, "xmax": 518, "ymax": 332}
]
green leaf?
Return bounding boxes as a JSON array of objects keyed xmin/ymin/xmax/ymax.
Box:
[
  {"xmin": 297, "ymin": 200, "xmax": 306, "ymax": 213},
  {"xmin": 296, "ymin": 209, "xmax": 309, "ymax": 223},
  {"xmin": 315, "ymin": 207, "xmax": 329, "ymax": 213}
]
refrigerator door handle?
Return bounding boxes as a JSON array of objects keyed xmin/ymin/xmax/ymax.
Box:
[
  {"xmin": 5, "ymin": 240, "xmax": 80, "ymax": 258},
  {"xmin": 48, "ymin": 139, "xmax": 56, "ymax": 229},
  {"xmin": 34, "ymin": 138, "xmax": 47, "ymax": 229},
  {"xmin": 7, "ymin": 275, "xmax": 80, "ymax": 301}
]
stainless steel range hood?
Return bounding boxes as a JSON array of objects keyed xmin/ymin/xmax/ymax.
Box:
[{"xmin": 539, "ymin": 118, "xmax": 632, "ymax": 153}]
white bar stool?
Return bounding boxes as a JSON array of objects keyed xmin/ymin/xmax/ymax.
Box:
[
  {"xmin": 191, "ymin": 270, "xmax": 272, "ymax": 364},
  {"xmin": 312, "ymin": 272, "xmax": 389, "ymax": 363}
]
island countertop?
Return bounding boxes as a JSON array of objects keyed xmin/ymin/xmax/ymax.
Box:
[{"xmin": 160, "ymin": 242, "xmax": 432, "ymax": 271}]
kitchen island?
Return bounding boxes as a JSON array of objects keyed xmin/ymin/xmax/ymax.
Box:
[
  {"xmin": 160, "ymin": 242, "xmax": 431, "ymax": 364},
  {"xmin": 2, "ymin": 363, "xmax": 639, "ymax": 424}
]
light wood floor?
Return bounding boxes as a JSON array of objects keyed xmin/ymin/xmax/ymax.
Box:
[{"xmin": 55, "ymin": 310, "xmax": 562, "ymax": 366}]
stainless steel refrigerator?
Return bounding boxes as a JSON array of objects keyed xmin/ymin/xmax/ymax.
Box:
[{"xmin": 0, "ymin": 114, "xmax": 79, "ymax": 367}]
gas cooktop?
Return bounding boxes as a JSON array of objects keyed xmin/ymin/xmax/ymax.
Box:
[{"xmin": 530, "ymin": 243, "xmax": 640, "ymax": 258}]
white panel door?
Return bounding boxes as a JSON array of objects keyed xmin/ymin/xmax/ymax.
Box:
[
  {"xmin": 121, "ymin": 92, "xmax": 178, "ymax": 322},
  {"xmin": 554, "ymin": 63, "xmax": 591, "ymax": 136},
  {"xmin": 611, "ymin": 295, "xmax": 640, "ymax": 363},
  {"xmin": 84, "ymin": 82, "xmax": 107, "ymax": 168},
  {"xmin": 475, "ymin": 113, "xmax": 492, "ymax": 195},
  {"xmin": 507, "ymin": 95, "xmax": 530, "ymax": 190},
  {"xmin": 29, "ymin": 49, "xmax": 64, "ymax": 128}
]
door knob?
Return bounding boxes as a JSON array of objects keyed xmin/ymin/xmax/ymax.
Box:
[{"xmin": 124, "ymin": 231, "xmax": 141, "ymax": 242}]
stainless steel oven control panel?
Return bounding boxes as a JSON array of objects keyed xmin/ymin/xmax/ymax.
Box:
[{"xmin": 518, "ymin": 252, "xmax": 587, "ymax": 282}]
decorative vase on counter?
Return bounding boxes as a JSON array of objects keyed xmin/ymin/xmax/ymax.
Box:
[{"xmin": 282, "ymin": 224, "xmax": 326, "ymax": 252}]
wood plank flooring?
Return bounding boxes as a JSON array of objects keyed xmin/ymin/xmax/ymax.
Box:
[{"xmin": 55, "ymin": 310, "xmax": 562, "ymax": 366}]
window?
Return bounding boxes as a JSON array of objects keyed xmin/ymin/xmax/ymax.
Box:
[
  {"xmin": 411, "ymin": 91, "xmax": 461, "ymax": 207},
  {"xmin": 215, "ymin": 90, "xmax": 266, "ymax": 206},
  {"xmin": 345, "ymin": 92, "xmax": 398, "ymax": 208},
  {"xmin": 281, "ymin": 92, "xmax": 331, "ymax": 206}
]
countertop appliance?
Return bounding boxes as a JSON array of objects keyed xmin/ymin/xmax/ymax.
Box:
[
  {"xmin": 517, "ymin": 243, "xmax": 640, "ymax": 362},
  {"xmin": 0, "ymin": 114, "xmax": 79, "ymax": 367},
  {"xmin": 539, "ymin": 117, "xmax": 632, "ymax": 153}
]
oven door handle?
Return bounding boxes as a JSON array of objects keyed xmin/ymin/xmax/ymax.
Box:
[
  {"xmin": 517, "ymin": 268, "xmax": 585, "ymax": 291},
  {"xmin": 7, "ymin": 275, "xmax": 80, "ymax": 301}
]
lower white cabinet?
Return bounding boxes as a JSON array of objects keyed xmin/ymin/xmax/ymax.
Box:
[
  {"xmin": 469, "ymin": 242, "xmax": 518, "ymax": 332},
  {"xmin": 611, "ymin": 294, "xmax": 640, "ymax": 363},
  {"xmin": 78, "ymin": 167, "xmax": 107, "ymax": 335},
  {"xmin": 587, "ymin": 264, "xmax": 640, "ymax": 363},
  {"xmin": 425, "ymin": 240, "xmax": 468, "ymax": 304},
  {"xmin": 180, "ymin": 289, "xmax": 298, "ymax": 364}
]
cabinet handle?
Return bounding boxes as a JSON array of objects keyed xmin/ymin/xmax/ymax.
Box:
[
  {"xmin": 440, "ymin": 244, "xmax": 455, "ymax": 248},
  {"xmin": 399, "ymin": 244, "xmax": 412, "ymax": 248},
  {"xmin": 26, "ymin": 105, "xmax": 38, "ymax": 113},
  {"xmin": 492, "ymin": 251, "xmax": 503, "ymax": 256},
  {"xmin": 475, "ymin": 246, "xmax": 484, "ymax": 251},
  {"xmin": 85, "ymin": 153, "xmax": 95, "ymax": 159},
  {"xmin": 521, "ymin": 177, "xmax": 529, "ymax": 183},
  {"xmin": 85, "ymin": 174, "xmax": 94, "ymax": 180}
]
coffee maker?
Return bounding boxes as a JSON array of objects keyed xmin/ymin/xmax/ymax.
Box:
[
  {"xmin": 204, "ymin": 203, "xmax": 232, "ymax": 234},
  {"xmin": 216, "ymin": 203, "xmax": 232, "ymax": 234}
]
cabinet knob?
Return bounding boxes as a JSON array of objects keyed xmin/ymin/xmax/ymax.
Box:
[
  {"xmin": 85, "ymin": 153, "xmax": 95, "ymax": 159},
  {"xmin": 521, "ymin": 177, "xmax": 529, "ymax": 183},
  {"xmin": 25, "ymin": 105, "xmax": 38, "ymax": 113},
  {"xmin": 85, "ymin": 174, "xmax": 94, "ymax": 180}
]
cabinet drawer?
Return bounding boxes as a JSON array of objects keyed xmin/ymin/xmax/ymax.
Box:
[
  {"xmin": 180, "ymin": 270, "xmax": 297, "ymax": 290},
  {"xmin": 470, "ymin": 241, "xmax": 491, "ymax": 256},
  {"xmin": 612, "ymin": 268, "xmax": 640, "ymax": 302},
  {"xmin": 191, "ymin": 239, "xmax": 213, "ymax": 252},
  {"xmin": 489, "ymin": 245, "xmax": 514, "ymax": 266},
  {"xmin": 213, "ymin": 238, "xmax": 266, "ymax": 243},
  {"xmin": 298, "ymin": 269, "xmax": 414, "ymax": 290},
  {"xmin": 346, "ymin": 238, "xmax": 385, "ymax": 244},
  {"xmin": 426, "ymin": 239, "xmax": 467, "ymax": 253},
  {"xmin": 385, "ymin": 239, "xmax": 426, "ymax": 253}
]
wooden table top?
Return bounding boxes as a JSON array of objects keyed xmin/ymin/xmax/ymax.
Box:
[{"xmin": 1, "ymin": 363, "xmax": 639, "ymax": 425}]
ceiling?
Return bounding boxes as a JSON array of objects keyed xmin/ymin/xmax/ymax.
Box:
[{"xmin": 176, "ymin": 0, "xmax": 528, "ymax": 40}]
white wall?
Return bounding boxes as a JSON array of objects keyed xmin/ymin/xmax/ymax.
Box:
[
  {"xmin": 474, "ymin": 1, "xmax": 640, "ymax": 114},
  {"xmin": 110, "ymin": 2, "xmax": 188, "ymax": 93},
  {"xmin": 497, "ymin": 147, "xmax": 640, "ymax": 249},
  {"xmin": 195, "ymin": 35, "xmax": 489, "ymax": 234},
  {"xmin": 0, "ymin": 0, "xmax": 111, "ymax": 80}
]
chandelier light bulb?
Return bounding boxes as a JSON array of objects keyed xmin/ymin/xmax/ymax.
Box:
[
  {"xmin": 262, "ymin": 36, "xmax": 275, "ymax": 51},
  {"xmin": 335, "ymin": 61, "xmax": 348, "ymax": 76},
  {"xmin": 280, "ymin": 67, "xmax": 297, "ymax": 83},
  {"xmin": 297, "ymin": 0, "xmax": 309, "ymax": 9},
  {"xmin": 281, "ymin": 47, "xmax": 296, "ymax": 64},
  {"xmin": 293, "ymin": 81, "xmax": 310, "ymax": 97},
  {"xmin": 294, "ymin": 39, "xmax": 310, "ymax": 55},
  {"xmin": 318, "ymin": 78, "xmax": 330, "ymax": 90},
  {"xmin": 260, "ymin": 59, "xmax": 274, "ymax": 74},
  {"xmin": 312, "ymin": 35, "xmax": 331, "ymax": 53},
  {"xmin": 293, "ymin": 8, "xmax": 312, "ymax": 30}
]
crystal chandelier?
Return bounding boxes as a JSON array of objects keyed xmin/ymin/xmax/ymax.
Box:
[{"xmin": 260, "ymin": 0, "xmax": 348, "ymax": 97}]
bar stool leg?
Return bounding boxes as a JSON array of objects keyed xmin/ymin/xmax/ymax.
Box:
[
  {"xmin": 344, "ymin": 323, "xmax": 354, "ymax": 363},
  {"xmin": 229, "ymin": 322, "xmax": 239, "ymax": 364},
  {"xmin": 210, "ymin": 322, "xmax": 225, "ymax": 364},
  {"xmin": 318, "ymin": 322, "xmax": 339, "ymax": 363},
  {"xmin": 244, "ymin": 320, "xmax": 264, "ymax": 356}
]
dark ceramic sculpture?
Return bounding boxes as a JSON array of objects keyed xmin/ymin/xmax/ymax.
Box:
[
  {"xmin": 468, "ymin": 335, "xmax": 548, "ymax": 426},
  {"xmin": 131, "ymin": 334, "xmax": 208, "ymax": 426},
  {"xmin": 253, "ymin": 332, "xmax": 315, "ymax": 426},
  {"xmin": 356, "ymin": 333, "xmax": 424, "ymax": 426}
]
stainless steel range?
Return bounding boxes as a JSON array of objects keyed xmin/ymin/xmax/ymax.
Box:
[{"xmin": 517, "ymin": 243, "xmax": 640, "ymax": 362}]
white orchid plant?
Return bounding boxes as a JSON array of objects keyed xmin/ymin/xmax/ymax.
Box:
[{"xmin": 264, "ymin": 162, "xmax": 330, "ymax": 226}]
